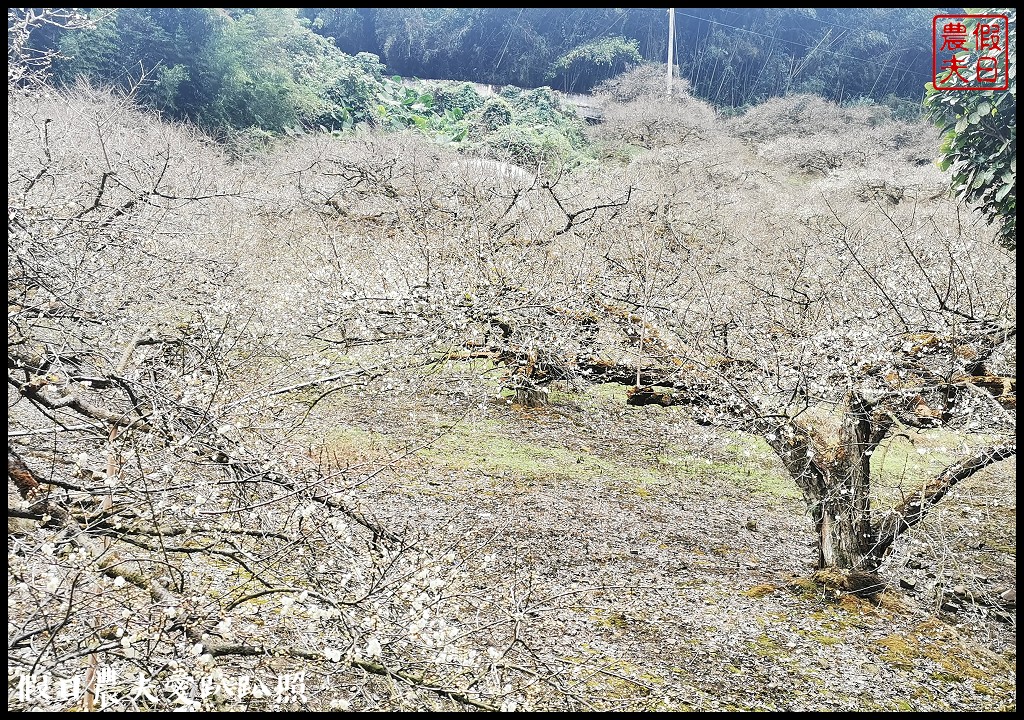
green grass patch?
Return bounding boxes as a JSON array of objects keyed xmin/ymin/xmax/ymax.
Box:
[
  {"xmin": 548, "ymin": 382, "xmax": 627, "ymax": 410},
  {"xmin": 807, "ymin": 631, "xmax": 841, "ymax": 646},
  {"xmin": 563, "ymin": 646, "xmax": 672, "ymax": 708},
  {"xmin": 749, "ymin": 634, "xmax": 784, "ymax": 658},
  {"xmin": 419, "ymin": 418, "xmax": 663, "ymax": 486},
  {"xmin": 871, "ymin": 429, "xmax": 959, "ymax": 495},
  {"xmin": 872, "ymin": 619, "xmax": 1016, "ymax": 688}
]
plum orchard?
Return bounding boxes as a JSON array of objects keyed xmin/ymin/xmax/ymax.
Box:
[
  {"xmin": 8, "ymin": 33, "xmax": 1015, "ymax": 713},
  {"xmin": 419, "ymin": 177, "xmax": 1016, "ymax": 579},
  {"xmin": 6, "ymin": 87, "xmax": 574, "ymax": 710}
]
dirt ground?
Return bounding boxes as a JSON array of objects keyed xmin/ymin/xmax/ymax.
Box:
[{"xmin": 304, "ymin": 372, "xmax": 1017, "ymax": 711}]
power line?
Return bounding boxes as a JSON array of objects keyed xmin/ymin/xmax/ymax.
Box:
[{"xmin": 493, "ymin": 8, "xmax": 523, "ymax": 72}]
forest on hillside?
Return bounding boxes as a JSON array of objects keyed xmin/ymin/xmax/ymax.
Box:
[
  {"xmin": 7, "ymin": 7, "xmax": 1017, "ymax": 713},
  {"xmin": 296, "ymin": 7, "xmax": 941, "ymax": 103},
  {"xmin": 22, "ymin": 7, "xmax": 942, "ymax": 129}
]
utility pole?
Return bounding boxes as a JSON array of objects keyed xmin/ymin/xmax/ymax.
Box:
[{"xmin": 666, "ymin": 8, "xmax": 675, "ymax": 97}]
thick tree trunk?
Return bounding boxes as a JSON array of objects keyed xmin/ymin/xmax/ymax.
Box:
[
  {"xmin": 815, "ymin": 394, "xmax": 881, "ymax": 570},
  {"xmin": 759, "ymin": 393, "xmax": 887, "ymax": 572}
]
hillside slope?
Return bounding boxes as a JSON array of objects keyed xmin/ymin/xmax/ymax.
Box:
[{"xmin": 8, "ymin": 80, "xmax": 1015, "ymax": 711}]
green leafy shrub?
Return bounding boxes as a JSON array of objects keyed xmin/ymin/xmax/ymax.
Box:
[
  {"xmin": 477, "ymin": 97, "xmax": 514, "ymax": 131},
  {"xmin": 547, "ymin": 36, "xmax": 642, "ymax": 93},
  {"xmin": 924, "ymin": 9, "xmax": 1016, "ymax": 250},
  {"xmin": 484, "ymin": 124, "xmax": 578, "ymax": 167},
  {"xmin": 316, "ymin": 52, "xmax": 388, "ymax": 129},
  {"xmin": 39, "ymin": 7, "xmax": 595, "ymax": 165},
  {"xmin": 432, "ymin": 82, "xmax": 485, "ymax": 114}
]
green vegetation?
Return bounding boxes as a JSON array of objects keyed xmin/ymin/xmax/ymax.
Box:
[
  {"xmin": 873, "ymin": 619, "xmax": 1015, "ymax": 687},
  {"xmin": 870, "ymin": 429, "xmax": 962, "ymax": 504},
  {"xmin": 418, "ymin": 419, "xmax": 661, "ymax": 487},
  {"xmin": 659, "ymin": 433, "xmax": 802, "ymax": 501},
  {"xmin": 23, "ymin": 7, "xmax": 952, "ymax": 156},
  {"xmin": 564, "ymin": 647, "xmax": 670, "ymax": 707},
  {"xmin": 36, "ymin": 6, "xmax": 999, "ymax": 181},
  {"xmin": 53, "ymin": 8, "xmax": 331, "ymax": 135},
  {"xmin": 32, "ymin": 8, "xmax": 588, "ymax": 164},
  {"xmin": 748, "ymin": 634, "xmax": 785, "ymax": 659},
  {"xmin": 924, "ymin": 8, "xmax": 1016, "ymax": 250},
  {"xmin": 463, "ymin": 85, "xmax": 590, "ymax": 165},
  {"xmin": 870, "ymin": 428, "xmax": 1006, "ymax": 509},
  {"xmin": 547, "ymin": 36, "xmax": 643, "ymax": 91},
  {"xmin": 301, "ymin": 8, "xmax": 938, "ymax": 104},
  {"xmin": 548, "ymin": 383, "xmax": 625, "ymax": 410}
]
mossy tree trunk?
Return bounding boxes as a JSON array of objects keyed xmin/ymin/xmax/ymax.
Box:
[
  {"xmin": 805, "ymin": 394, "xmax": 885, "ymax": 571},
  {"xmin": 759, "ymin": 391, "xmax": 1014, "ymax": 571}
]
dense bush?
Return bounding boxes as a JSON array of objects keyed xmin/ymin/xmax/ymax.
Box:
[
  {"xmin": 546, "ymin": 36, "xmax": 643, "ymax": 93},
  {"xmin": 431, "ymin": 81, "xmax": 486, "ymax": 114}
]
